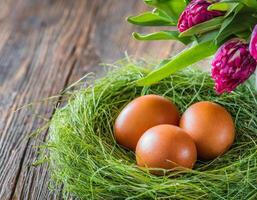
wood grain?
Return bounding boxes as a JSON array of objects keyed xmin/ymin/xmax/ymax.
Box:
[{"xmin": 0, "ymin": 0, "xmax": 185, "ymax": 199}]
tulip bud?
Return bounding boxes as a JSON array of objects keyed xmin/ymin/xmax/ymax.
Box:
[
  {"xmin": 249, "ymin": 25, "xmax": 257, "ymax": 61},
  {"xmin": 177, "ymin": 0, "xmax": 223, "ymax": 33},
  {"xmin": 211, "ymin": 39, "xmax": 257, "ymax": 94}
]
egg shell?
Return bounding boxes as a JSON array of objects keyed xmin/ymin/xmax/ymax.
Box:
[
  {"xmin": 136, "ymin": 124, "xmax": 197, "ymax": 174},
  {"xmin": 180, "ymin": 101, "xmax": 235, "ymax": 160},
  {"xmin": 114, "ymin": 95, "xmax": 180, "ymax": 151}
]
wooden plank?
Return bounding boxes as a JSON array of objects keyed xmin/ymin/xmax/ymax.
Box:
[
  {"xmin": 0, "ymin": 0, "xmax": 102, "ymax": 199},
  {"xmin": 0, "ymin": 0, "xmax": 185, "ymax": 199}
]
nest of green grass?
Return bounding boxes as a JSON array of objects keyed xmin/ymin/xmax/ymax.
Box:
[{"xmin": 45, "ymin": 61, "xmax": 257, "ymax": 200}]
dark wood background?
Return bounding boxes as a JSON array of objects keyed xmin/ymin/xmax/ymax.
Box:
[{"xmin": 0, "ymin": 0, "xmax": 185, "ymax": 199}]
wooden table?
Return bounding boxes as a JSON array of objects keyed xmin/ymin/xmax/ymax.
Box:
[{"xmin": 0, "ymin": 0, "xmax": 185, "ymax": 199}]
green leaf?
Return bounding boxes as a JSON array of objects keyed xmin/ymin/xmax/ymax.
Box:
[
  {"xmin": 214, "ymin": 3, "xmax": 244, "ymax": 44},
  {"xmin": 234, "ymin": 31, "xmax": 251, "ymax": 41},
  {"xmin": 127, "ymin": 12, "xmax": 176, "ymax": 26},
  {"xmin": 137, "ymin": 40, "xmax": 218, "ymax": 86},
  {"xmin": 152, "ymin": 8, "xmax": 172, "ymax": 20},
  {"xmin": 241, "ymin": 0, "xmax": 257, "ymax": 9},
  {"xmin": 208, "ymin": 2, "xmax": 241, "ymax": 18},
  {"xmin": 211, "ymin": 1, "xmax": 257, "ymax": 11},
  {"xmin": 208, "ymin": 2, "xmax": 238, "ymax": 12},
  {"xmin": 215, "ymin": 12, "xmax": 257, "ymax": 44},
  {"xmin": 133, "ymin": 31, "xmax": 191, "ymax": 44},
  {"xmin": 144, "ymin": 0, "xmax": 187, "ymax": 21},
  {"xmin": 179, "ymin": 16, "xmax": 224, "ymax": 37},
  {"xmin": 197, "ymin": 30, "xmax": 221, "ymax": 43}
]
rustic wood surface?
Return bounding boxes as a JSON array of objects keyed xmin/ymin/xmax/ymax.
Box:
[{"xmin": 0, "ymin": 0, "xmax": 185, "ymax": 199}]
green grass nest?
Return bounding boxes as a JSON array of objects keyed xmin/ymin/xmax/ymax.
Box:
[{"xmin": 46, "ymin": 61, "xmax": 257, "ymax": 200}]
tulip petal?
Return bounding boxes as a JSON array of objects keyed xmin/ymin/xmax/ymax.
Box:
[
  {"xmin": 177, "ymin": 0, "xmax": 224, "ymax": 33},
  {"xmin": 249, "ymin": 25, "xmax": 257, "ymax": 61},
  {"xmin": 212, "ymin": 39, "xmax": 256, "ymax": 94}
]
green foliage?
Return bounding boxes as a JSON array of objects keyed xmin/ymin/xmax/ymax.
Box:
[
  {"xmin": 137, "ymin": 41, "xmax": 218, "ymax": 85},
  {"xmin": 128, "ymin": 0, "xmax": 257, "ymax": 85},
  {"xmin": 132, "ymin": 31, "xmax": 191, "ymax": 44},
  {"xmin": 144, "ymin": 0, "xmax": 187, "ymax": 20},
  {"xmin": 45, "ymin": 62, "xmax": 257, "ymax": 199},
  {"xmin": 241, "ymin": 0, "xmax": 257, "ymax": 8},
  {"xmin": 127, "ymin": 12, "xmax": 176, "ymax": 26},
  {"xmin": 179, "ymin": 16, "xmax": 224, "ymax": 37},
  {"xmin": 208, "ymin": 2, "xmax": 239, "ymax": 12}
]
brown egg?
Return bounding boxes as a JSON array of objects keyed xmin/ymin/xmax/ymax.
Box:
[
  {"xmin": 136, "ymin": 125, "xmax": 197, "ymax": 173},
  {"xmin": 114, "ymin": 95, "xmax": 180, "ymax": 151},
  {"xmin": 180, "ymin": 101, "xmax": 235, "ymax": 160}
]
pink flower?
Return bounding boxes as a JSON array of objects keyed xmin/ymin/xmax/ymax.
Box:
[
  {"xmin": 177, "ymin": 0, "xmax": 223, "ymax": 33},
  {"xmin": 211, "ymin": 39, "xmax": 257, "ymax": 94},
  {"xmin": 249, "ymin": 25, "xmax": 257, "ymax": 61}
]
